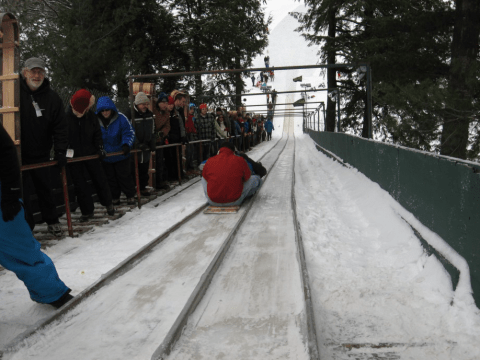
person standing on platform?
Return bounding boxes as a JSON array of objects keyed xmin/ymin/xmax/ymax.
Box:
[
  {"xmin": 0, "ymin": 124, "xmax": 73, "ymax": 308},
  {"xmin": 196, "ymin": 104, "xmax": 216, "ymax": 161},
  {"xmin": 66, "ymin": 89, "xmax": 115, "ymax": 221},
  {"xmin": 185, "ymin": 103, "xmax": 198, "ymax": 174},
  {"xmin": 265, "ymin": 117, "xmax": 275, "ymax": 141},
  {"xmin": 153, "ymin": 92, "xmax": 171, "ymax": 190},
  {"xmin": 96, "ymin": 96, "xmax": 136, "ymax": 205},
  {"xmin": 20, "ymin": 57, "xmax": 67, "ymax": 236},
  {"xmin": 129, "ymin": 92, "xmax": 156, "ymax": 196},
  {"xmin": 165, "ymin": 91, "xmax": 187, "ymax": 181}
]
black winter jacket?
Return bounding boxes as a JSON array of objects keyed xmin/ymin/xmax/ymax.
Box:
[
  {"xmin": 168, "ymin": 107, "xmax": 186, "ymax": 144},
  {"xmin": 20, "ymin": 77, "xmax": 67, "ymax": 161},
  {"xmin": 0, "ymin": 125, "xmax": 21, "ymax": 198},
  {"xmin": 67, "ymin": 107, "xmax": 103, "ymax": 158},
  {"xmin": 128, "ymin": 106, "xmax": 156, "ymax": 163}
]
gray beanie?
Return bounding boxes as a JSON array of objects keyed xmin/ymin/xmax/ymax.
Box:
[{"xmin": 135, "ymin": 92, "xmax": 150, "ymax": 105}]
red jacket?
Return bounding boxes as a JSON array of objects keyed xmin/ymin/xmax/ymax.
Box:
[
  {"xmin": 202, "ymin": 147, "xmax": 251, "ymax": 203},
  {"xmin": 185, "ymin": 114, "xmax": 197, "ymax": 134}
]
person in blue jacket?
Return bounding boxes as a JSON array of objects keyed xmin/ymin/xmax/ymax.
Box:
[
  {"xmin": 0, "ymin": 124, "xmax": 73, "ymax": 309},
  {"xmin": 265, "ymin": 117, "xmax": 275, "ymax": 141},
  {"xmin": 96, "ymin": 96, "xmax": 136, "ymax": 205}
]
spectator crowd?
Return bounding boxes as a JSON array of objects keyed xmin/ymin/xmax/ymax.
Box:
[{"xmin": 10, "ymin": 57, "xmax": 275, "ymax": 237}]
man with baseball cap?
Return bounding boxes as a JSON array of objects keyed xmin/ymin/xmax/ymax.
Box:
[{"xmin": 20, "ymin": 57, "xmax": 68, "ymax": 236}]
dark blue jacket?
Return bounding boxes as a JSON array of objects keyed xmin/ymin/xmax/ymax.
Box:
[
  {"xmin": 96, "ymin": 97, "xmax": 135, "ymax": 163},
  {"xmin": 265, "ymin": 120, "xmax": 274, "ymax": 133},
  {"xmin": 234, "ymin": 121, "xmax": 242, "ymax": 136},
  {"xmin": 243, "ymin": 121, "xmax": 250, "ymax": 133}
]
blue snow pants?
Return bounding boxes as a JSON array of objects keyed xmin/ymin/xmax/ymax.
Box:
[{"xmin": 0, "ymin": 184, "xmax": 69, "ymax": 304}]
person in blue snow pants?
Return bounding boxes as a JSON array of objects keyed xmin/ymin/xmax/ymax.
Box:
[{"xmin": 0, "ymin": 124, "xmax": 71, "ymax": 306}]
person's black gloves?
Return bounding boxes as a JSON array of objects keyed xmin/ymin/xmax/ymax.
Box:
[
  {"xmin": 150, "ymin": 139, "xmax": 157, "ymax": 152},
  {"xmin": 181, "ymin": 136, "xmax": 189, "ymax": 145},
  {"xmin": 54, "ymin": 151, "xmax": 67, "ymax": 168},
  {"xmin": 121, "ymin": 144, "xmax": 130, "ymax": 155},
  {"xmin": 1, "ymin": 192, "xmax": 22, "ymax": 222},
  {"xmin": 97, "ymin": 146, "xmax": 107, "ymax": 160},
  {"xmin": 156, "ymin": 131, "xmax": 164, "ymax": 140},
  {"xmin": 138, "ymin": 143, "xmax": 149, "ymax": 151}
]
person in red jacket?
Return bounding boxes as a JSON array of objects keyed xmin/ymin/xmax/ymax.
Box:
[{"xmin": 201, "ymin": 142, "xmax": 262, "ymax": 206}]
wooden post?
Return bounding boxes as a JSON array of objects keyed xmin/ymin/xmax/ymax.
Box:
[
  {"xmin": 60, "ymin": 166, "xmax": 74, "ymax": 237},
  {"xmin": 0, "ymin": 13, "xmax": 21, "ymax": 192}
]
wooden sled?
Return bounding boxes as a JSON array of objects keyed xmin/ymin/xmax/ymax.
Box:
[{"xmin": 204, "ymin": 206, "xmax": 240, "ymax": 214}]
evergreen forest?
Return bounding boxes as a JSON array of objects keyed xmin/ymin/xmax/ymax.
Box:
[{"xmin": 1, "ymin": 0, "xmax": 479, "ymax": 161}]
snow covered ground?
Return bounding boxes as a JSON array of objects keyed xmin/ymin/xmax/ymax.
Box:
[{"xmin": 1, "ymin": 1, "xmax": 480, "ymax": 359}]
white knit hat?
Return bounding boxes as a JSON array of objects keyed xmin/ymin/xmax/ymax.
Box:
[{"xmin": 135, "ymin": 92, "xmax": 150, "ymax": 105}]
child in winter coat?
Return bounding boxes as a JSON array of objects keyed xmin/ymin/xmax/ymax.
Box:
[{"xmin": 96, "ymin": 96, "xmax": 136, "ymax": 205}]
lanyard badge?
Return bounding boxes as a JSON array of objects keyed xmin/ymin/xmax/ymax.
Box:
[{"xmin": 31, "ymin": 96, "xmax": 43, "ymax": 117}]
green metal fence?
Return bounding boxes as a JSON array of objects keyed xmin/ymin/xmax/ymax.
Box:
[{"xmin": 308, "ymin": 130, "xmax": 480, "ymax": 308}]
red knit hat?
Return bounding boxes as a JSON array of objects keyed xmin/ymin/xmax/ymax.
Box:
[
  {"xmin": 199, "ymin": 103, "xmax": 207, "ymax": 110},
  {"xmin": 168, "ymin": 96, "xmax": 175, "ymax": 105},
  {"xmin": 71, "ymin": 89, "xmax": 92, "ymax": 114}
]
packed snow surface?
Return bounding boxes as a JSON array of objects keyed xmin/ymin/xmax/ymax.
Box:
[{"xmin": 1, "ymin": 1, "xmax": 480, "ymax": 359}]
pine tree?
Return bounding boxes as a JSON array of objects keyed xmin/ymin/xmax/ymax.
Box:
[
  {"xmin": 4, "ymin": 0, "xmax": 182, "ymax": 96},
  {"xmin": 292, "ymin": 0, "xmax": 478, "ymax": 158},
  {"xmin": 168, "ymin": 0, "xmax": 270, "ymax": 108},
  {"xmin": 439, "ymin": 0, "xmax": 480, "ymax": 159}
]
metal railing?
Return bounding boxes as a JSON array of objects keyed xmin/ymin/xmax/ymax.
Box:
[{"xmin": 20, "ymin": 133, "xmax": 263, "ymax": 237}]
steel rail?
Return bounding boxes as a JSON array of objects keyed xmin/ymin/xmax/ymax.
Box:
[
  {"xmin": 129, "ymin": 63, "xmax": 357, "ymax": 80},
  {"xmin": 1, "ymin": 134, "xmax": 285, "ymax": 359},
  {"xmin": 290, "ymin": 136, "xmax": 320, "ymax": 359},
  {"xmin": 199, "ymin": 88, "xmax": 335, "ymax": 99},
  {"xmin": 247, "ymin": 101, "xmax": 324, "ymax": 108}
]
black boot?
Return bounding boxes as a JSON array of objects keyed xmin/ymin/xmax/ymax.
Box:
[{"xmin": 48, "ymin": 290, "xmax": 74, "ymax": 309}]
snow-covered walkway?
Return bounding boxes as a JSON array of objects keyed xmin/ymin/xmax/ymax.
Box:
[{"xmin": 294, "ymin": 135, "xmax": 480, "ymax": 359}]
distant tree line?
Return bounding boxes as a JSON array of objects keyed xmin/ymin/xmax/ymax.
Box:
[
  {"xmin": 0, "ymin": 0, "xmax": 270, "ymax": 109},
  {"xmin": 292, "ymin": 0, "xmax": 479, "ymax": 161}
]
